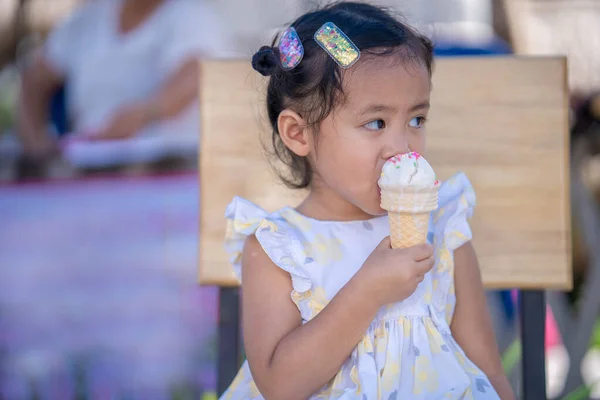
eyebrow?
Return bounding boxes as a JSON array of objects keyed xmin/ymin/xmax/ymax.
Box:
[
  {"xmin": 359, "ymin": 102, "xmax": 430, "ymax": 116},
  {"xmin": 359, "ymin": 104, "xmax": 397, "ymax": 116},
  {"xmin": 409, "ymin": 102, "xmax": 431, "ymax": 112}
]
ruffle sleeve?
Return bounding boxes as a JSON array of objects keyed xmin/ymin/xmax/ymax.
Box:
[
  {"xmin": 224, "ymin": 197, "xmax": 312, "ymax": 293},
  {"xmin": 430, "ymin": 173, "xmax": 477, "ymax": 325}
]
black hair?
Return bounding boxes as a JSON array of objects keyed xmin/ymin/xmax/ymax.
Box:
[{"xmin": 252, "ymin": 1, "xmax": 434, "ymax": 189}]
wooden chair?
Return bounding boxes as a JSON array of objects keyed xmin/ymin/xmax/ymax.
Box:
[{"xmin": 198, "ymin": 56, "xmax": 571, "ymax": 399}]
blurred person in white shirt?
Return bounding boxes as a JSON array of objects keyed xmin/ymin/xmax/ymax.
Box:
[{"xmin": 16, "ymin": 0, "xmax": 235, "ymax": 175}]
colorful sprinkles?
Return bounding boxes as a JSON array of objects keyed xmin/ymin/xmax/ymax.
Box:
[
  {"xmin": 388, "ymin": 152, "xmax": 422, "ymax": 168},
  {"xmin": 314, "ymin": 22, "xmax": 360, "ymax": 68},
  {"xmin": 382, "ymin": 152, "xmax": 439, "ymax": 185}
]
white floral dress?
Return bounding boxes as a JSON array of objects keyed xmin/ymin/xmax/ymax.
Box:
[{"xmin": 219, "ymin": 173, "xmax": 500, "ymax": 400}]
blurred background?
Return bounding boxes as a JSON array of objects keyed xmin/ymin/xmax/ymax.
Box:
[{"xmin": 0, "ymin": 0, "xmax": 599, "ymax": 399}]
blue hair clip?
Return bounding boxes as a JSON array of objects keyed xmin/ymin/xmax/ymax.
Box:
[{"xmin": 278, "ymin": 27, "xmax": 304, "ymax": 70}]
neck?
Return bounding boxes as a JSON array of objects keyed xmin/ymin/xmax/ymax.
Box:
[
  {"xmin": 119, "ymin": 0, "xmax": 164, "ymax": 34},
  {"xmin": 296, "ymin": 176, "xmax": 373, "ymax": 222},
  {"xmin": 123, "ymin": 0, "xmax": 164, "ymax": 12}
]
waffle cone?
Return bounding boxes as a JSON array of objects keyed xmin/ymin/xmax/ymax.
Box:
[
  {"xmin": 388, "ymin": 211, "xmax": 430, "ymax": 248},
  {"xmin": 379, "ymin": 184, "xmax": 440, "ymax": 249}
]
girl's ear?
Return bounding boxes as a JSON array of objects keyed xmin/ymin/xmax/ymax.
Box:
[{"xmin": 277, "ymin": 109, "xmax": 311, "ymax": 156}]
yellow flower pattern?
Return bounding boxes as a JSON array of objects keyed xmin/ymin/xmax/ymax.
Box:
[
  {"xmin": 258, "ymin": 219, "xmax": 279, "ymax": 233},
  {"xmin": 413, "ymin": 355, "xmax": 440, "ymax": 395},
  {"xmin": 304, "ymin": 234, "xmax": 344, "ymax": 265},
  {"xmin": 381, "ymin": 360, "xmax": 401, "ymax": 392},
  {"xmin": 446, "ymin": 303, "xmax": 455, "ymax": 324},
  {"xmin": 350, "ymin": 365, "xmax": 362, "ymax": 394},
  {"xmin": 281, "ymin": 208, "xmax": 312, "ymax": 232},
  {"xmin": 362, "ymin": 335, "xmax": 374, "ymax": 354},
  {"xmin": 433, "ymin": 206, "xmax": 446, "ymax": 223},
  {"xmin": 307, "ymin": 287, "xmax": 330, "ymax": 318},
  {"xmin": 220, "ymin": 176, "xmax": 499, "ymax": 399},
  {"xmin": 454, "ymin": 350, "xmax": 483, "ymax": 376},
  {"xmin": 248, "ymin": 381, "xmax": 260, "ymax": 398},
  {"xmin": 291, "ymin": 287, "xmax": 329, "ymax": 319},
  {"xmin": 437, "ymin": 248, "xmax": 452, "ymax": 273},
  {"xmin": 291, "ymin": 289, "xmax": 309, "ymax": 304},
  {"xmin": 424, "ymin": 320, "xmax": 445, "ymax": 354}
]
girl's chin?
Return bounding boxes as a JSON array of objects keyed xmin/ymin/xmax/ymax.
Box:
[
  {"xmin": 354, "ymin": 189, "xmax": 386, "ymax": 217},
  {"xmin": 362, "ymin": 203, "xmax": 387, "ymax": 217},
  {"xmin": 374, "ymin": 207, "xmax": 388, "ymax": 216}
]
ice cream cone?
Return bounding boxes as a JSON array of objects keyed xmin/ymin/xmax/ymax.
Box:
[
  {"xmin": 388, "ymin": 211, "xmax": 430, "ymax": 248},
  {"xmin": 380, "ymin": 185, "xmax": 439, "ymax": 249}
]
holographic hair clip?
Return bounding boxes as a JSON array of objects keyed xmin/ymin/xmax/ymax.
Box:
[
  {"xmin": 314, "ymin": 22, "xmax": 360, "ymax": 68},
  {"xmin": 278, "ymin": 27, "xmax": 304, "ymax": 70}
]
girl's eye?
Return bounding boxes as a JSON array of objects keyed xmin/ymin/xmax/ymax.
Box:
[
  {"xmin": 409, "ymin": 116, "xmax": 426, "ymax": 128},
  {"xmin": 364, "ymin": 119, "xmax": 386, "ymax": 130}
]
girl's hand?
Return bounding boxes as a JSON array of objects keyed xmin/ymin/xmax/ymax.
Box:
[{"xmin": 359, "ymin": 237, "xmax": 434, "ymax": 306}]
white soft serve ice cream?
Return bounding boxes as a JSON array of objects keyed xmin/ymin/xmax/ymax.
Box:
[
  {"xmin": 378, "ymin": 151, "xmax": 438, "ymax": 189},
  {"xmin": 378, "ymin": 152, "xmax": 440, "ymax": 213}
]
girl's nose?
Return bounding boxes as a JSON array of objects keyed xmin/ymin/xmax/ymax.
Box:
[{"xmin": 382, "ymin": 133, "xmax": 410, "ymax": 160}]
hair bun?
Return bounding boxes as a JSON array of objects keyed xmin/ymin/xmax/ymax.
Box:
[{"xmin": 252, "ymin": 46, "xmax": 280, "ymax": 76}]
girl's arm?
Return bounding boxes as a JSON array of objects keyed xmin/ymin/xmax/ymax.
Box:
[
  {"xmin": 17, "ymin": 54, "xmax": 65, "ymax": 157},
  {"xmin": 241, "ymin": 235, "xmax": 380, "ymax": 400},
  {"xmin": 451, "ymin": 242, "xmax": 515, "ymax": 400}
]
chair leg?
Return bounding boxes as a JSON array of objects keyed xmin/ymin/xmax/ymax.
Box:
[
  {"xmin": 520, "ymin": 290, "xmax": 547, "ymax": 400},
  {"xmin": 217, "ymin": 287, "xmax": 241, "ymax": 397}
]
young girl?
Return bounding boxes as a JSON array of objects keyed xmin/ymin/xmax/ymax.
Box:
[{"xmin": 220, "ymin": 2, "xmax": 514, "ymax": 399}]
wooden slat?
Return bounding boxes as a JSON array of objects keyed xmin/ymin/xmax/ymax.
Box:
[{"xmin": 198, "ymin": 56, "xmax": 571, "ymax": 290}]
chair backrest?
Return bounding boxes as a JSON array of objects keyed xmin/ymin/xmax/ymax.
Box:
[{"xmin": 198, "ymin": 56, "xmax": 572, "ymax": 290}]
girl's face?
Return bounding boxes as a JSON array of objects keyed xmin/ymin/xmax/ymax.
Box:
[{"xmin": 309, "ymin": 57, "xmax": 431, "ymax": 218}]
